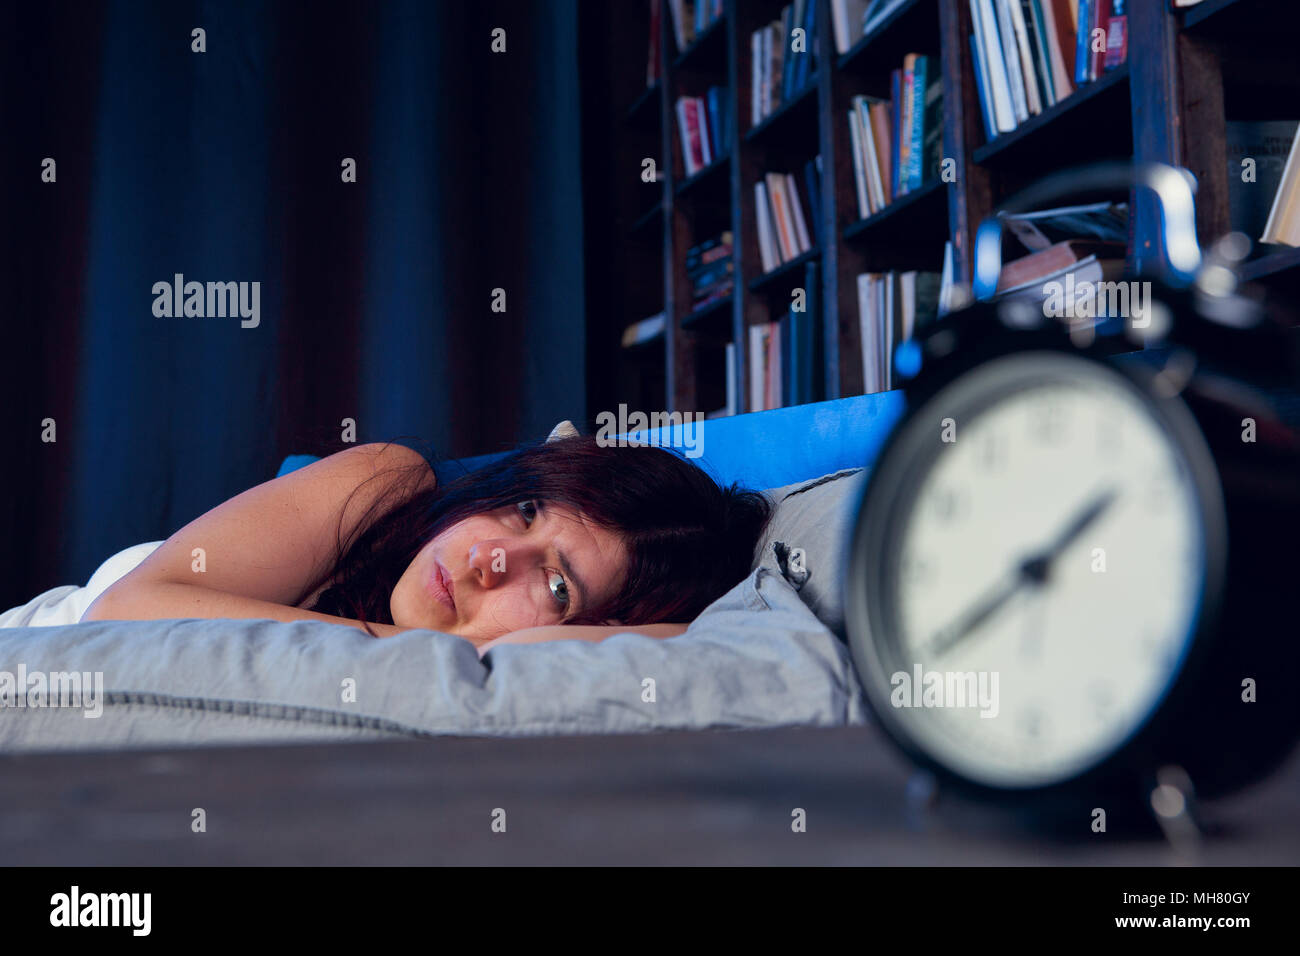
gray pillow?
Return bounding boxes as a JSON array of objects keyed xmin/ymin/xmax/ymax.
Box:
[
  {"xmin": 0, "ymin": 566, "xmax": 867, "ymax": 752},
  {"xmin": 756, "ymin": 468, "xmax": 867, "ymax": 640}
]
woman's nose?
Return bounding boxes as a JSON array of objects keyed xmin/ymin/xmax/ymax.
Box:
[{"xmin": 469, "ymin": 540, "xmax": 531, "ymax": 588}]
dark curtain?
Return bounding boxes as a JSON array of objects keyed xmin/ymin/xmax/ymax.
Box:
[{"xmin": 0, "ymin": 0, "xmax": 588, "ymax": 607}]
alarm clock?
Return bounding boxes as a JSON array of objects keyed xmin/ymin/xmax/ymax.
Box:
[{"xmin": 844, "ymin": 163, "xmax": 1300, "ymax": 824}]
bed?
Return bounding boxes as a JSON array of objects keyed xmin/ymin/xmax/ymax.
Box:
[{"xmin": 0, "ymin": 392, "xmax": 904, "ymax": 752}]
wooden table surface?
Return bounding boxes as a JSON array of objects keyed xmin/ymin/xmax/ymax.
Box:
[{"xmin": 1, "ymin": 724, "xmax": 1297, "ymax": 865}]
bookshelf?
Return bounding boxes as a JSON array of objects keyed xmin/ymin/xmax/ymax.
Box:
[{"xmin": 587, "ymin": 0, "xmax": 1300, "ymax": 419}]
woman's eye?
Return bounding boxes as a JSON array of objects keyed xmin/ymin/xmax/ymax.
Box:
[
  {"xmin": 516, "ymin": 500, "xmax": 538, "ymax": 526},
  {"xmin": 547, "ymin": 570, "xmax": 570, "ymax": 609}
]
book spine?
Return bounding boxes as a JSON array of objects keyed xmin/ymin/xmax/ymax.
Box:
[
  {"xmin": 1103, "ymin": 0, "xmax": 1126, "ymax": 71},
  {"xmin": 1074, "ymin": 0, "xmax": 1092, "ymax": 85},
  {"xmin": 1088, "ymin": 0, "xmax": 1109, "ymax": 80},
  {"xmin": 890, "ymin": 69, "xmax": 904, "ymax": 197},
  {"xmin": 909, "ymin": 56, "xmax": 928, "ymax": 192}
]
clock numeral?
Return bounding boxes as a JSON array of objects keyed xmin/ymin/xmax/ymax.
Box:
[
  {"xmin": 1018, "ymin": 706, "xmax": 1046, "ymax": 741},
  {"xmin": 900, "ymin": 552, "xmax": 936, "ymax": 588},
  {"xmin": 974, "ymin": 431, "xmax": 1007, "ymax": 471},
  {"xmin": 928, "ymin": 486, "xmax": 967, "ymax": 524},
  {"xmin": 1088, "ymin": 682, "xmax": 1114, "ymax": 724},
  {"xmin": 1029, "ymin": 400, "xmax": 1068, "ymax": 445}
]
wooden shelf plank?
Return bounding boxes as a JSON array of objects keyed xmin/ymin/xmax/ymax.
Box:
[
  {"xmin": 1240, "ymin": 246, "xmax": 1300, "ymax": 282},
  {"xmin": 671, "ymin": 15, "xmax": 726, "ymax": 72},
  {"xmin": 842, "ymin": 177, "xmax": 946, "ymax": 242},
  {"xmin": 628, "ymin": 202, "xmax": 663, "ymax": 239},
  {"xmin": 747, "ymin": 247, "xmax": 820, "ymax": 293},
  {"xmin": 972, "ymin": 63, "xmax": 1131, "ymax": 166},
  {"xmin": 681, "ymin": 294, "xmax": 733, "ymax": 329},
  {"xmin": 744, "ymin": 77, "xmax": 818, "ymax": 145},
  {"xmin": 1183, "ymin": 0, "xmax": 1254, "ymax": 30},
  {"xmin": 624, "ymin": 81, "xmax": 661, "ymax": 128},
  {"xmin": 837, "ymin": 0, "xmax": 938, "ymax": 73},
  {"xmin": 674, "ymin": 152, "xmax": 731, "ymax": 197}
]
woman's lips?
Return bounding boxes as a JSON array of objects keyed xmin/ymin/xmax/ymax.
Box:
[{"xmin": 431, "ymin": 561, "xmax": 456, "ymax": 615}]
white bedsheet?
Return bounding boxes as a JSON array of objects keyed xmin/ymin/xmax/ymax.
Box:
[{"xmin": 0, "ymin": 541, "xmax": 163, "ymax": 629}]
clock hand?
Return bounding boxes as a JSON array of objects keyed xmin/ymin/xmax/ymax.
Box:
[
  {"xmin": 1036, "ymin": 487, "xmax": 1119, "ymax": 569},
  {"xmin": 926, "ymin": 568, "xmax": 1028, "ymax": 658},
  {"xmin": 925, "ymin": 488, "xmax": 1118, "ymax": 659}
]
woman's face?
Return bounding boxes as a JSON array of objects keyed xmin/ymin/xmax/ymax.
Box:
[{"xmin": 389, "ymin": 500, "xmax": 629, "ymax": 647}]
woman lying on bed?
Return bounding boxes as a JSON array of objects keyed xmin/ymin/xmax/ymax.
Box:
[{"xmin": 81, "ymin": 436, "xmax": 771, "ymax": 658}]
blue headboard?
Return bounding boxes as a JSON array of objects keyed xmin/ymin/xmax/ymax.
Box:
[{"xmin": 277, "ymin": 391, "xmax": 906, "ymax": 491}]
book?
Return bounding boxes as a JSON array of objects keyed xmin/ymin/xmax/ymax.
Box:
[
  {"xmin": 766, "ymin": 172, "xmax": 797, "ymax": 261},
  {"xmin": 755, "ymin": 181, "xmax": 780, "ymax": 271},
  {"xmin": 995, "ymin": 239, "xmax": 1127, "ymax": 292},
  {"xmin": 970, "ymin": 34, "xmax": 997, "ymax": 142},
  {"xmin": 907, "ymin": 55, "xmax": 929, "ymax": 191},
  {"xmin": 785, "ymin": 172, "xmax": 813, "ymax": 253},
  {"xmin": 974, "ymin": 0, "xmax": 1017, "ymax": 134},
  {"xmin": 1088, "ymin": 0, "xmax": 1110, "ymax": 81},
  {"xmin": 1262, "ymin": 125, "xmax": 1300, "ymax": 247},
  {"xmin": 1007, "ymin": 0, "xmax": 1043, "ymax": 116},
  {"xmin": 996, "ymin": 254, "xmax": 1127, "ymax": 299},
  {"xmin": 921, "ymin": 69, "xmax": 943, "ymax": 188},
  {"xmin": 667, "ymin": 0, "xmax": 692, "ymax": 53},
  {"xmin": 890, "ymin": 69, "xmax": 905, "ymax": 196},
  {"xmin": 676, "ymin": 97, "xmax": 704, "ymax": 176},
  {"xmin": 1074, "ymin": 0, "xmax": 1092, "ymax": 85},
  {"xmin": 848, "ymin": 107, "xmax": 873, "ymax": 218},
  {"xmin": 995, "ymin": 0, "xmax": 1030, "ymax": 123},
  {"xmin": 863, "ymin": 0, "xmax": 910, "ymax": 36},
  {"xmin": 622, "ymin": 312, "xmax": 667, "ymax": 347},
  {"xmin": 1022, "ymin": 0, "xmax": 1056, "ymax": 107},
  {"xmin": 1103, "ymin": 0, "xmax": 1127, "ymax": 71},
  {"xmin": 999, "ymin": 200, "xmax": 1129, "ymax": 251},
  {"xmin": 647, "ymin": 0, "xmax": 661, "ymax": 87},
  {"xmin": 830, "ymin": 0, "xmax": 869, "ymax": 54},
  {"xmin": 899, "ymin": 57, "xmax": 916, "ymax": 195},
  {"xmin": 1039, "ymin": 0, "xmax": 1076, "ymax": 101},
  {"xmin": 869, "ymin": 100, "xmax": 894, "ymax": 205},
  {"xmin": 1226, "ymin": 121, "xmax": 1300, "ymax": 241}
]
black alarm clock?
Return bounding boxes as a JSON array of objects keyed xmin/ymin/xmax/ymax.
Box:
[{"xmin": 844, "ymin": 163, "xmax": 1300, "ymax": 826}]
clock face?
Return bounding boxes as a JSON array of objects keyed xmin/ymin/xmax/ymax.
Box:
[{"xmin": 848, "ymin": 351, "xmax": 1221, "ymax": 790}]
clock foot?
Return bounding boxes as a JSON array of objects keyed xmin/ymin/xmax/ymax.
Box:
[{"xmin": 1147, "ymin": 764, "xmax": 1204, "ymax": 859}]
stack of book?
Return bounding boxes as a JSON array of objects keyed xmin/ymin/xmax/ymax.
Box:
[
  {"xmin": 830, "ymin": 0, "xmax": 913, "ymax": 54},
  {"xmin": 984, "ymin": 201, "xmax": 1128, "ymax": 308},
  {"xmin": 750, "ymin": 0, "xmax": 819, "ymax": 126},
  {"xmin": 858, "ymin": 269, "xmax": 942, "ymax": 393},
  {"xmin": 754, "ymin": 157, "xmax": 822, "ymax": 273},
  {"xmin": 847, "ymin": 54, "xmax": 943, "ymax": 218},
  {"xmin": 676, "ymin": 89, "xmax": 729, "ymax": 177},
  {"xmin": 748, "ymin": 260, "xmax": 822, "ymax": 411},
  {"xmin": 969, "ymin": 0, "xmax": 1128, "ymax": 143},
  {"xmin": 687, "ymin": 231, "xmax": 734, "ymax": 310},
  {"xmin": 666, "ymin": 0, "xmax": 723, "ymax": 53}
]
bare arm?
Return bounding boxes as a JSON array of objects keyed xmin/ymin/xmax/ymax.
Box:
[{"xmin": 81, "ymin": 442, "xmax": 435, "ymax": 637}]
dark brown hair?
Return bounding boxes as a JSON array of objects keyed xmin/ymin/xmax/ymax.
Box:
[{"xmin": 309, "ymin": 435, "xmax": 772, "ymax": 633}]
